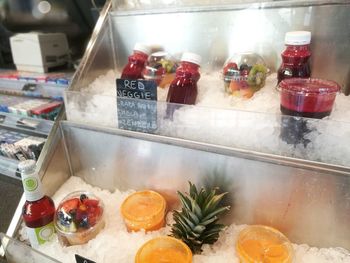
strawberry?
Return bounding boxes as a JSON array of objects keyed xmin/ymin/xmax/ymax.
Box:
[
  {"xmin": 83, "ymin": 199, "xmax": 99, "ymax": 207},
  {"xmin": 87, "ymin": 206, "xmax": 102, "ymax": 226},
  {"xmin": 223, "ymin": 62, "xmax": 238, "ymax": 75},
  {"xmin": 61, "ymin": 198, "xmax": 80, "ymax": 212},
  {"xmin": 76, "ymin": 208, "xmax": 87, "ymax": 221}
]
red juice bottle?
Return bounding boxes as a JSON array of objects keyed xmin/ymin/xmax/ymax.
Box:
[
  {"xmin": 121, "ymin": 43, "xmax": 151, "ymax": 80},
  {"xmin": 19, "ymin": 160, "xmax": 55, "ymax": 248},
  {"xmin": 277, "ymin": 31, "xmax": 311, "ymax": 84},
  {"xmin": 166, "ymin": 52, "xmax": 201, "ymax": 105}
]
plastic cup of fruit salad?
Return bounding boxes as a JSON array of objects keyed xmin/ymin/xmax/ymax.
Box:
[
  {"xmin": 142, "ymin": 51, "xmax": 178, "ymax": 88},
  {"xmin": 54, "ymin": 191, "xmax": 105, "ymax": 246},
  {"xmin": 236, "ymin": 225, "xmax": 294, "ymax": 263},
  {"xmin": 222, "ymin": 53, "xmax": 268, "ymax": 99},
  {"xmin": 135, "ymin": 236, "xmax": 192, "ymax": 263},
  {"xmin": 120, "ymin": 190, "xmax": 166, "ymax": 232}
]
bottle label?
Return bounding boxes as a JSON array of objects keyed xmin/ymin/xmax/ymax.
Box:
[
  {"xmin": 22, "ymin": 172, "xmax": 44, "ymax": 201},
  {"xmin": 23, "ymin": 177, "xmax": 38, "ymax": 192},
  {"xmin": 26, "ymin": 222, "xmax": 55, "ymax": 248}
]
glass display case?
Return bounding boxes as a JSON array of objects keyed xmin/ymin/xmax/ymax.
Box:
[
  {"xmin": 64, "ymin": 0, "xmax": 350, "ymax": 169},
  {"xmin": 2, "ymin": 0, "xmax": 350, "ymax": 262}
]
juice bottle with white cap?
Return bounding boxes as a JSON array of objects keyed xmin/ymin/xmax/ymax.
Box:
[
  {"xmin": 166, "ymin": 52, "xmax": 201, "ymax": 105},
  {"xmin": 277, "ymin": 31, "xmax": 312, "ymax": 83},
  {"xmin": 20, "ymin": 160, "xmax": 56, "ymax": 248},
  {"xmin": 121, "ymin": 43, "xmax": 151, "ymax": 80}
]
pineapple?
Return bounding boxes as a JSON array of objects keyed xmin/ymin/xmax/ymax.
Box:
[{"xmin": 170, "ymin": 182, "xmax": 230, "ymax": 253}]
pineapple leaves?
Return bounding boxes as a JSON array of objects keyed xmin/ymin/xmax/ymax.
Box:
[{"xmin": 171, "ymin": 181, "xmax": 230, "ymax": 254}]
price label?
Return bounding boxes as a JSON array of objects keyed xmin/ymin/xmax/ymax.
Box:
[
  {"xmin": 116, "ymin": 79, "xmax": 157, "ymax": 133},
  {"xmin": 75, "ymin": 254, "xmax": 96, "ymax": 263}
]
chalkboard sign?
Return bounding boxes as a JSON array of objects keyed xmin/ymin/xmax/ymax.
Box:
[
  {"xmin": 116, "ymin": 79, "xmax": 157, "ymax": 133},
  {"xmin": 75, "ymin": 254, "xmax": 96, "ymax": 263}
]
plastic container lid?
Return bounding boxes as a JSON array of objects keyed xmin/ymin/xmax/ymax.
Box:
[
  {"xmin": 54, "ymin": 191, "xmax": 105, "ymax": 246},
  {"xmin": 181, "ymin": 52, "xmax": 201, "ymax": 65},
  {"xmin": 279, "ymin": 78, "xmax": 340, "ymax": 94},
  {"xmin": 236, "ymin": 225, "xmax": 294, "ymax": 263},
  {"xmin": 135, "ymin": 236, "xmax": 192, "ymax": 263},
  {"xmin": 151, "ymin": 51, "xmax": 168, "ymax": 58},
  {"xmin": 121, "ymin": 190, "xmax": 166, "ymax": 222},
  {"xmin": 285, "ymin": 31, "xmax": 311, "ymax": 45},
  {"xmin": 142, "ymin": 52, "xmax": 178, "ymax": 87},
  {"xmin": 134, "ymin": 43, "xmax": 151, "ymax": 55}
]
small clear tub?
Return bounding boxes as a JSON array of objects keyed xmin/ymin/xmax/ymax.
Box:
[
  {"xmin": 279, "ymin": 78, "xmax": 340, "ymax": 118},
  {"xmin": 142, "ymin": 52, "xmax": 178, "ymax": 88},
  {"xmin": 222, "ymin": 53, "xmax": 268, "ymax": 98},
  {"xmin": 120, "ymin": 190, "xmax": 166, "ymax": 232},
  {"xmin": 236, "ymin": 225, "xmax": 294, "ymax": 263},
  {"xmin": 54, "ymin": 191, "xmax": 105, "ymax": 246},
  {"xmin": 135, "ymin": 236, "xmax": 192, "ymax": 263}
]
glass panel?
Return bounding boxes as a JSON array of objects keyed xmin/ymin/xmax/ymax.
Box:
[
  {"xmin": 65, "ymin": 91, "xmax": 350, "ymax": 169},
  {"xmin": 0, "ymin": 233, "xmax": 60, "ymax": 263}
]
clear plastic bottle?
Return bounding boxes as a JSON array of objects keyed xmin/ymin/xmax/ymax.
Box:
[
  {"xmin": 277, "ymin": 31, "xmax": 311, "ymax": 84},
  {"xmin": 166, "ymin": 52, "xmax": 201, "ymax": 105},
  {"xmin": 121, "ymin": 43, "xmax": 151, "ymax": 80},
  {"xmin": 20, "ymin": 160, "xmax": 55, "ymax": 248}
]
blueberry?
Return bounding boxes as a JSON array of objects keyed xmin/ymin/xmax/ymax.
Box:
[
  {"xmin": 58, "ymin": 211, "xmax": 65, "ymax": 220},
  {"xmin": 80, "ymin": 194, "xmax": 88, "ymax": 201},
  {"xmin": 79, "ymin": 216, "xmax": 89, "ymax": 228},
  {"xmin": 59, "ymin": 217, "xmax": 71, "ymax": 226}
]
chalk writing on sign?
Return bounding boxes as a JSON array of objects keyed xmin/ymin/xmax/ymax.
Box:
[{"xmin": 116, "ymin": 79, "xmax": 157, "ymax": 133}]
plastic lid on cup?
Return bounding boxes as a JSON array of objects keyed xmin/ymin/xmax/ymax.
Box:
[
  {"xmin": 135, "ymin": 236, "xmax": 192, "ymax": 263},
  {"xmin": 181, "ymin": 52, "xmax": 201, "ymax": 65},
  {"xmin": 121, "ymin": 190, "xmax": 166, "ymax": 222},
  {"xmin": 279, "ymin": 78, "xmax": 340, "ymax": 94},
  {"xmin": 134, "ymin": 43, "xmax": 151, "ymax": 55},
  {"xmin": 285, "ymin": 31, "xmax": 311, "ymax": 45},
  {"xmin": 236, "ymin": 225, "xmax": 294, "ymax": 263}
]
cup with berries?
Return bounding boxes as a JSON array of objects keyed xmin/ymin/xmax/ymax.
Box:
[
  {"xmin": 222, "ymin": 53, "xmax": 268, "ymax": 99},
  {"xmin": 54, "ymin": 191, "xmax": 105, "ymax": 246},
  {"xmin": 142, "ymin": 51, "xmax": 179, "ymax": 88}
]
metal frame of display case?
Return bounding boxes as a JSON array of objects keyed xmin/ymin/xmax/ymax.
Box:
[{"xmin": 2, "ymin": 0, "xmax": 350, "ymax": 261}]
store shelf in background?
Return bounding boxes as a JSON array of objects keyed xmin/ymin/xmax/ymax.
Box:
[
  {"xmin": 0, "ymin": 155, "xmax": 21, "ymax": 180},
  {"xmin": 0, "ymin": 94, "xmax": 63, "ymax": 121},
  {"xmin": 0, "ymin": 70, "xmax": 72, "ymax": 100},
  {"xmin": 0, "ymin": 113, "xmax": 53, "ymax": 180},
  {"xmin": 0, "ymin": 112, "xmax": 53, "ymax": 135}
]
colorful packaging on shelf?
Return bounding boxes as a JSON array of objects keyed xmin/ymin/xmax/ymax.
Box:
[
  {"xmin": 0, "ymin": 70, "xmax": 71, "ymax": 85},
  {"xmin": 0, "ymin": 128, "xmax": 46, "ymax": 161},
  {"xmin": 0, "ymin": 94, "xmax": 62, "ymax": 120}
]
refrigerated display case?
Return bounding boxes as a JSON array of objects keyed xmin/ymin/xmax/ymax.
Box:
[
  {"xmin": 64, "ymin": 0, "xmax": 350, "ymax": 169},
  {"xmin": 1, "ymin": 0, "xmax": 350, "ymax": 262}
]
